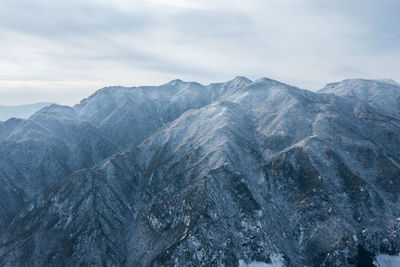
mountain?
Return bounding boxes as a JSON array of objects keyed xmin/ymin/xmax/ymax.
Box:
[
  {"xmin": 0, "ymin": 77, "xmax": 252, "ymax": 235},
  {"xmin": 0, "ymin": 102, "xmax": 53, "ymax": 121},
  {"xmin": 0, "ymin": 77, "xmax": 399, "ymax": 266},
  {"xmin": 320, "ymin": 78, "xmax": 400, "ymax": 119},
  {"xmin": 0, "ymin": 104, "xmax": 119, "ymax": 233},
  {"xmin": 74, "ymin": 77, "xmax": 252, "ymax": 150}
]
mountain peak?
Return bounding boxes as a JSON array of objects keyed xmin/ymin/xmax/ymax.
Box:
[
  {"xmin": 250, "ymin": 77, "xmax": 294, "ymax": 89},
  {"xmin": 319, "ymin": 77, "xmax": 400, "ymax": 118},
  {"xmin": 29, "ymin": 104, "xmax": 78, "ymax": 121},
  {"xmin": 166, "ymin": 79, "xmax": 185, "ymax": 86},
  {"xmin": 232, "ymin": 76, "xmax": 252, "ymax": 83},
  {"xmin": 321, "ymin": 78, "xmax": 400, "ymax": 93},
  {"xmin": 36, "ymin": 103, "xmax": 75, "ymax": 113}
]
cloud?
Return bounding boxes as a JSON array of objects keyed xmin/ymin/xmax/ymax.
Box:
[{"xmin": 0, "ymin": 0, "xmax": 399, "ymax": 105}]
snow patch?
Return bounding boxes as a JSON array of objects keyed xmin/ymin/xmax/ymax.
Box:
[
  {"xmin": 239, "ymin": 254, "xmax": 284, "ymax": 267},
  {"xmin": 374, "ymin": 254, "xmax": 400, "ymax": 267}
]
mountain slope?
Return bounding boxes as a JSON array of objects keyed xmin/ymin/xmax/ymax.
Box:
[
  {"xmin": 0, "ymin": 105, "xmax": 119, "ymax": 235},
  {"xmin": 74, "ymin": 77, "xmax": 252, "ymax": 150},
  {"xmin": 0, "ymin": 77, "xmax": 254, "ymax": 235},
  {"xmin": 0, "ymin": 78, "xmax": 399, "ymax": 266}
]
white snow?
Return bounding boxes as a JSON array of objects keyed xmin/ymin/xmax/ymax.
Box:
[
  {"xmin": 239, "ymin": 254, "xmax": 284, "ymax": 267},
  {"xmin": 374, "ymin": 254, "xmax": 400, "ymax": 267},
  {"xmin": 319, "ymin": 78, "xmax": 400, "ymax": 118}
]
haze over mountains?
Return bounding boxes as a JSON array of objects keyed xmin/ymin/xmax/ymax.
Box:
[
  {"xmin": 0, "ymin": 77, "xmax": 399, "ymax": 266},
  {"xmin": 0, "ymin": 103, "xmax": 54, "ymax": 121}
]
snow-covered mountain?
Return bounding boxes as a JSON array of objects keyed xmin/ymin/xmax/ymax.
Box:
[
  {"xmin": 320, "ymin": 78, "xmax": 400, "ymax": 119},
  {"xmin": 0, "ymin": 102, "xmax": 53, "ymax": 121},
  {"xmin": 0, "ymin": 77, "xmax": 252, "ymax": 234},
  {"xmin": 0, "ymin": 77, "xmax": 399, "ymax": 266},
  {"xmin": 74, "ymin": 77, "xmax": 252, "ymax": 150}
]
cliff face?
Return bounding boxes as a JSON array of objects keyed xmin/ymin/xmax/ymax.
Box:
[{"xmin": 0, "ymin": 77, "xmax": 399, "ymax": 266}]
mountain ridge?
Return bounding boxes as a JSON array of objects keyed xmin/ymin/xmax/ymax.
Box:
[{"xmin": 0, "ymin": 76, "xmax": 399, "ymax": 266}]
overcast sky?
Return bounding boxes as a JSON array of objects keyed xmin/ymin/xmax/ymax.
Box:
[{"xmin": 0, "ymin": 0, "xmax": 399, "ymax": 105}]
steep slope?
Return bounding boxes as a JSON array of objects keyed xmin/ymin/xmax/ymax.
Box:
[
  {"xmin": 320, "ymin": 78, "xmax": 400, "ymax": 161},
  {"xmin": 74, "ymin": 77, "xmax": 252, "ymax": 150},
  {"xmin": 0, "ymin": 100, "xmax": 265, "ymax": 266},
  {"xmin": 2, "ymin": 104, "xmax": 118, "ymax": 198},
  {"xmin": 0, "ymin": 143, "xmax": 27, "ymax": 232},
  {"xmin": 0, "ymin": 118, "xmax": 23, "ymax": 140},
  {"xmin": 0, "ymin": 77, "xmax": 252, "ymax": 235},
  {"xmin": 1, "ymin": 78, "xmax": 399, "ymax": 266},
  {"xmin": 0, "ymin": 105, "xmax": 119, "ymax": 235}
]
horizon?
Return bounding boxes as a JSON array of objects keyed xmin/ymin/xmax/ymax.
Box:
[
  {"xmin": 1, "ymin": 75, "xmax": 399, "ymax": 107},
  {"xmin": 1, "ymin": 0, "xmax": 399, "ymax": 105}
]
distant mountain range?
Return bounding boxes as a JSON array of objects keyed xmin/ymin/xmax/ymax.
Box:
[
  {"xmin": 0, "ymin": 102, "xmax": 54, "ymax": 121},
  {"xmin": 0, "ymin": 77, "xmax": 399, "ymax": 266}
]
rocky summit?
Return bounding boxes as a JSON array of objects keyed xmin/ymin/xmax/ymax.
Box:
[{"xmin": 0, "ymin": 77, "xmax": 399, "ymax": 266}]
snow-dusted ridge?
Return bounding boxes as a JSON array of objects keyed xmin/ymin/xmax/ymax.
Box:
[
  {"xmin": 0, "ymin": 76, "xmax": 399, "ymax": 266},
  {"xmin": 320, "ymin": 78, "xmax": 400, "ymax": 119}
]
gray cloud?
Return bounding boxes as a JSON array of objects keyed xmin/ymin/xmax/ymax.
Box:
[{"xmin": 0, "ymin": 0, "xmax": 399, "ymax": 105}]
